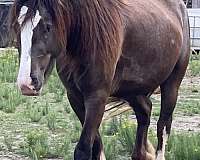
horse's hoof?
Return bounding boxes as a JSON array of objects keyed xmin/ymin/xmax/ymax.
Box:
[
  {"xmin": 132, "ymin": 153, "xmax": 146, "ymax": 160},
  {"xmin": 132, "ymin": 151, "xmax": 155, "ymax": 160},
  {"xmin": 146, "ymin": 139, "xmax": 156, "ymax": 160},
  {"xmin": 132, "ymin": 156, "xmax": 145, "ymax": 160},
  {"xmin": 146, "ymin": 152, "xmax": 156, "ymax": 160},
  {"xmin": 156, "ymin": 150, "xmax": 165, "ymax": 160}
]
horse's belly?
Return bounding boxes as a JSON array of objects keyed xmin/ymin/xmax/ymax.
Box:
[{"xmin": 112, "ymin": 64, "xmax": 169, "ymax": 96}]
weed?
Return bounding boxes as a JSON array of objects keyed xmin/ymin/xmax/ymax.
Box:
[
  {"xmin": 103, "ymin": 135, "xmax": 119, "ymax": 160},
  {"xmin": 26, "ymin": 104, "xmax": 43, "ymax": 122},
  {"xmin": 61, "ymin": 136, "xmax": 73, "ymax": 160},
  {"xmin": 42, "ymin": 102, "xmax": 49, "ymax": 116},
  {"xmin": 0, "ymin": 84, "xmax": 23, "ymax": 113},
  {"xmin": 24, "ymin": 130, "xmax": 48, "ymax": 160},
  {"xmin": 189, "ymin": 57, "xmax": 200, "ymax": 76},
  {"xmin": 117, "ymin": 118, "xmax": 136, "ymax": 154},
  {"xmin": 4, "ymin": 135, "xmax": 13, "ymax": 151},
  {"xmin": 166, "ymin": 133, "xmax": 200, "ymax": 160},
  {"xmin": 47, "ymin": 111, "xmax": 56, "ymax": 131},
  {"xmin": 0, "ymin": 50, "xmax": 18, "ymax": 83}
]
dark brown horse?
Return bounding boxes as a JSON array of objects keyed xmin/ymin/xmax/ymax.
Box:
[{"xmin": 10, "ymin": 0, "xmax": 190, "ymax": 159}]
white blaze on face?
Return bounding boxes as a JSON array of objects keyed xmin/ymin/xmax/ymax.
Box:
[
  {"xmin": 156, "ymin": 127, "xmax": 168, "ymax": 160},
  {"xmin": 17, "ymin": 6, "xmax": 41, "ymax": 90}
]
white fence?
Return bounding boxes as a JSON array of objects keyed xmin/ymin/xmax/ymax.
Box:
[{"xmin": 188, "ymin": 9, "xmax": 200, "ymax": 51}]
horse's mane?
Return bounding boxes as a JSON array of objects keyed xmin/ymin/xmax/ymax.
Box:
[{"xmin": 10, "ymin": 0, "xmax": 129, "ymax": 67}]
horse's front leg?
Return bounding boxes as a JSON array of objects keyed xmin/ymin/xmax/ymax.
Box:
[
  {"xmin": 67, "ymin": 90, "xmax": 105, "ymax": 160},
  {"xmin": 58, "ymin": 70, "xmax": 105, "ymax": 160},
  {"xmin": 74, "ymin": 91, "xmax": 107, "ymax": 160}
]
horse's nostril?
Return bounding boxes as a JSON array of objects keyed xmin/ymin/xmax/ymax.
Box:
[
  {"xmin": 30, "ymin": 74, "xmax": 38, "ymax": 87},
  {"xmin": 32, "ymin": 77, "xmax": 38, "ymax": 85},
  {"xmin": 30, "ymin": 74, "xmax": 42, "ymax": 92}
]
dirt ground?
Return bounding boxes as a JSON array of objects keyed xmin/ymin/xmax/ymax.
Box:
[
  {"xmin": 0, "ymin": 152, "xmax": 63, "ymax": 160},
  {"xmin": 150, "ymin": 76, "xmax": 200, "ymax": 132}
]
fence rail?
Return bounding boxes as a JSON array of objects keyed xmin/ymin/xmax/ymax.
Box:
[{"xmin": 0, "ymin": 0, "xmax": 13, "ymax": 4}]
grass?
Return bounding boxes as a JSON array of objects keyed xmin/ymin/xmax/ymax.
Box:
[
  {"xmin": 0, "ymin": 49, "xmax": 200, "ymax": 159},
  {"xmin": 166, "ymin": 133, "xmax": 200, "ymax": 160},
  {"xmin": 47, "ymin": 111, "xmax": 57, "ymax": 131},
  {"xmin": 25, "ymin": 130, "xmax": 48, "ymax": 160},
  {"xmin": 189, "ymin": 55, "xmax": 200, "ymax": 76}
]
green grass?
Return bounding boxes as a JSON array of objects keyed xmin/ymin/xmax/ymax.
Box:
[
  {"xmin": 0, "ymin": 50, "xmax": 18, "ymax": 83},
  {"xmin": 166, "ymin": 133, "xmax": 200, "ymax": 160},
  {"xmin": 189, "ymin": 55, "xmax": 200, "ymax": 76},
  {"xmin": 0, "ymin": 50, "xmax": 200, "ymax": 159}
]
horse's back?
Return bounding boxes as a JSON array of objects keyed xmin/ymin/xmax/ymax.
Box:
[{"xmin": 125, "ymin": 0, "xmax": 186, "ymax": 28}]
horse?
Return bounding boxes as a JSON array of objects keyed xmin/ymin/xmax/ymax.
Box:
[{"xmin": 9, "ymin": 0, "xmax": 190, "ymax": 159}]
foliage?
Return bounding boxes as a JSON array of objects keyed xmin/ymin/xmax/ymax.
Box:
[
  {"xmin": 166, "ymin": 133, "xmax": 200, "ymax": 160},
  {"xmin": 189, "ymin": 55, "xmax": 200, "ymax": 76},
  {"xmin": 47, "ymin": 111, "xmax": 56, "ymax": 131},
  {"xmin": 24, "ymin": 130, "xmax": 48, "ymax": 160},
  {"xmin": 25, "ymin": 103, "xmax": 43, "ymax": 122}
]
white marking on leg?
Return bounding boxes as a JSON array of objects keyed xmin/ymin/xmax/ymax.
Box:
[
  {"xmin": 146, "ymin": 139, "xmax": 156, "ymax": 160},
  {"xmin": 156, "ymin": 127, "xmax": 168, "ymax": 160},
  {"xmin": 100, "ymin": 150, "xmax": 106, "ymax": 160},
  {"xmin": 17, "ymin": 6, "xmax": 41, "ymax": 89}
]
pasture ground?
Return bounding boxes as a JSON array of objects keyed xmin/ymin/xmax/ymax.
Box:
[{"xmin": 0, "ymin": 49, "xmax": 200, "ymax": 160}]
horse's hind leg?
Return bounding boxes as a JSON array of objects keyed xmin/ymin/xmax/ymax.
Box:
[
  {"xmin": 67, "ymin": 90, "xmax": 105, "ymax": 160},
  {"xmin": 156, "ymin": 78, "xmax": 179, "ymax": 160},
  {"xmin": 156, "ymin": 55, "xmax": 189, "ymax": 160},
  {"xmin": 128, "ymin": 95, "xmax": 155, "ymax": 160}
]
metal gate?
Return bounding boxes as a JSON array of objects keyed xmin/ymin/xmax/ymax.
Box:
[
  {"xmin": 188, "ymin": 9, "xmax": 200, "ymax": 51},
  {"xmin": 0, "ymin": 0, "xmax": 13, "ymax": 4},
  {"xmin": 0, "ymin": 0, "xmax": 13, "ymax": 47}
]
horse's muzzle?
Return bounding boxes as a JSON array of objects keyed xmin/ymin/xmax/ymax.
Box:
[{"xmin": 20, "ymin": 84, "xmax": 40, "ymax": 96}]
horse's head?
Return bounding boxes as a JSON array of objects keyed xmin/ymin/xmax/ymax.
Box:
[{"xmin": 11, "ymin": 2, "xmax": 62, "ymax": 96}]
